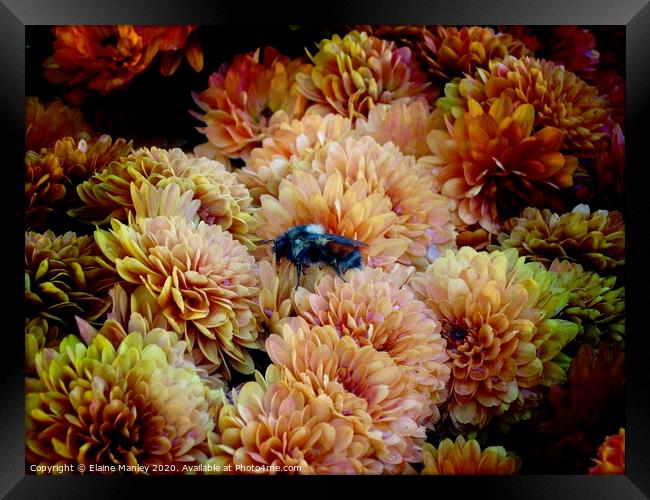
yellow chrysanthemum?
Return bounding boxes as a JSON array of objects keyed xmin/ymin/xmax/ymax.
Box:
[
  {"xmin": 26, "ymin": 332, "xmax": 218, "ymax": 472},
  {"xmin": 492, "ymin": 205, "xmax": 625, "ymax": 275},
  {"xmin": 73, "ymin": 147, "xmax": 256, "ymax": 246},
  {"xmin": 25, "ymin": 230, "xmax": 117, "ymax": 326},
  {"xmin": 421, "ymin": 436, "xmax": 521, "ymax": 474},
  {"xmin": 296, "ymin": 30, "xmax": 436, "ymax": 119}
]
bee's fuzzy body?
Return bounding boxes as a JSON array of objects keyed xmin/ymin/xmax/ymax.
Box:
[{"xmin": 264, "ymin": 224, "xmax": 368, "ymax": 286}]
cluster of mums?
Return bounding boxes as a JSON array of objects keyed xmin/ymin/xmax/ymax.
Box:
[{"xmin": 25, "ymin": 25, "xmax": 625, "ymax": 474}]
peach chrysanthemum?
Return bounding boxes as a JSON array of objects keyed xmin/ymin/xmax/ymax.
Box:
[
  {"xmin": 192, "ymin": 47, "xmax": 311, "ymax": 160},
  {"xmin": 94, "ymin": 213, "xmax": 262, "ymax": 378},
  {"xmin": 238, "ymin": 113, "xmax": 353, "ymax": 201},
  {"xmin": 255, "ymin": 167, "xmax": 406, "ymax": 268},
  {"xmin": 73, "ymin": 147, "xmax": 256, "ymax": 246},
  {"xmin": 296, "ymin": 30, "xmax": 436, "ymax": 119},
  {"xmin": 410, "ymin": 247, "xmax": 578, "ymax": 429},
  {"xmin": 421, "ymin": 436, "xmax": 521, "ymax": 475},
  {"xmin": 25, "ymin": 97, "xmax": 92, "ymax": 152},
  {"xmin": 293, "ymin": 265, "xmax": 450, "ymax": 424},
  {"xmin": 266, "ymin": 319, "xmax": 427, "ymax": 472},
  {"xmin": 353, "ymin": 99, "xmax": 436, "ymax": 158},
  {"xmin": 442, "ymin": 56, "xmax": 610, "ymax": 154},
  {"xmin": 426, "ymin": 96, "xmax": 577, "ymax": 235},
  {"xmin": 309, "ymin": 136, "xmax": 456, "ymax": 267},
  {"xmin": 491, "ymin": 205, "xmax": 625, "ymax": 275},
  {"xmin": 26, "ymin": 332, "xmax": 218, "ymax": 472},
  {"xmin": 25, "ymin": 230, "xmax": 117, "ymax": 326},
  {"xmin": 589, "ymin": 428, "xmax": 625, "ymax": 475},
  {"xmin": 206, "ymin": 371, "xmax": 384, "ymax": 474},
  {"xmin": 43, "ymin": 26, "xmax": 202, "ymax": 103}
]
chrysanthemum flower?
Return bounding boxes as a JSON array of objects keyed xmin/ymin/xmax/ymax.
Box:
[
  {"xmin": 413, "ymin": 26, "xmax": 533, "ymax": 81},
  {"xmin": 589, "ymin": 428, "xmax": 625, "ymax": 475},
  {"xmin": 25, "ymin": 135, "xmax": 132, "ymax": 229},
  {"xmin": 239, "ymin": 113, "xmax": 353, "ymax": 201},
  {"xmin": 73, "ymin": 147, "xmax": 256, "ymax": 246},
  {"xmin": 95, "ymin": 214, "xmax": 261, "ymax": 378},
  {"xmin": 353, "ymin": 99, "xmax": 436, "ymax": 158},
  {"xmin": 410, "ymin": 247, "xmax": 578, "ymax": 429},
  {"xmin": 43, "ymin": 26, "xmax": 202, "ymax": 102},
  {"xmin": 25, "ymin": 230, "xmax": 117, "ymax": 326},
  {"xmin": 355, "ymin": 26, "xmax": 532, "ymax": 82},
  {"xmin": 293, "ymin": 266, "xmax": 450, "ymax": 424},
  {"xmin": 426, "ymin": 96, "xmax": 577, "ymax": 234},
  {"xmin": 26, "ymin": 332, "xmax": 218, "ymax": 471},
  {"xmin": 538, "ymin": 343, "xmax": 625, "ymax": 473},
  {"xmin": 295, "ymin": 30, "xmax": 436, "ymax": 119},
  {"xmin": 551, "ymin": 260, "xmax": 625, "ymax": 346},
  {"xmin": 25, "ymin": 318, "xmax": 61, "ymax": 376},
  {"xmin": 491, "ymin": 205, "xmax": 625, "ymax": 275},
  {"xmin": 25, "ymin": 149, "xmax": 66, "ymax": 229},
  {"xmin": 421, "ymin": 436, "xmax": 521, "ymax": 474},
  {"xmin": 255, "ymin": 167, "xmax": 407, "ymax": 268},
  {"xmin": 541, "ymin": 27, "xmax": 599, "ymax": 79},
  {"xmin": 442, "ymin": 56, "xmax": 609, "ymax": 154},
  {"xmin": 496, "ymin": 26, "xmax": 541, "ymax": 53},
  {"xmin": 309, "ymin": 136, "xmax": 456, "ymax": 266},
  {"xmin": 206, "ymin": 372, "xmax": 385, "ymax": 474},
  {"xmin": 25, "ymin": 97, "xmax": 92, "ymax": 152},
  {"xmin": 192, "ymin": 47, "xmax": 311, "ymax": 160},
  {"xmin": 266, "ymin": 319, "xmax": 427, "ymax": 472}
]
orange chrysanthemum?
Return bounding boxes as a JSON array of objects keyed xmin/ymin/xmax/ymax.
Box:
[
  {"xmin": 410, "ymin": 247, "xmax": 578, "ymax": 430},
  {"xmin": 421, "ymin": 436, "xmax": 521, "ymax": 474},
  {"xmin": 296, "ymin": 30, "xmax": 436, "ymax": 119},
  {"xmin": 426, "ymin": 96, "xmax": 577, "ymax": 234},
  {"xmin": 443, "ymin": 56, "xmax": 609, "ymax": 154},
  {"xmin": 266, "ymin": 319, "xmax": 427, "ymax": 472},
  {"xmin": 293, "ymin": 265, "xmax": 450, "ymax": 424},
  {"xmin": 239, "ymin": 113, "xmax": 353, "ymax": 201},
  {"xmin": 192, "ymin": 47, "xmax": 311, "ymax": 160},
  {"xmin": 206, "ymin": 372, "xmax": 384, "ymax": 474},
  {"xmin": 589, "ymin": 428, "xmax": 625, "ymax": 475},
  {"xmin": 25, "ymin": 97, "xmax": 92, "ymax": 152},
  {"xmin": 95, "ymin": 213, "xmax": 262, "ymax": 378},
  {"xmin": 44, "ymin": 25, "xmax": 202, "ymax": 102},
  {"xmin": 354, "ymin": 99, "xmax": 437, "ymax": 158}
]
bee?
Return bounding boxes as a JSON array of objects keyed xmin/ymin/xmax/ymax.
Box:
[{"xmin": 261, "ymin": 224, "xmax": 368, "ymax": 287}]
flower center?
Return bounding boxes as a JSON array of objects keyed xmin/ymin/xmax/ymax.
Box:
[{"xmin": 441, "ymin": 320, "xmax": 472, "ymax": 350}]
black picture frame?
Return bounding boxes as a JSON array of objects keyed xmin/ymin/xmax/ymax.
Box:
[{"xmin": 4, "ymin": 1, "xmax": 649, "ymax": 498}]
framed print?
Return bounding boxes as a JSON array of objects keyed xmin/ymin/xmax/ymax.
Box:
[{"xmin": 3, "ymin": 0, "xmax": 650, "ymax": 498}]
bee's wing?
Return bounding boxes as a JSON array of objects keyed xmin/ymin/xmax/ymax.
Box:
[{"xmin": 311, "ymin": 233, "xmax": 369, "ymax": 248}]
